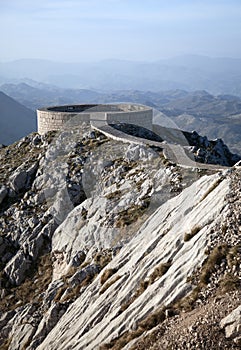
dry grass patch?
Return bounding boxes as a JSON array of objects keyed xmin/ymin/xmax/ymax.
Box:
[
  {"xmin": 99, "ymin": 308, "xmax": 167, "ymax": 350},
  {"xmin": 105, "ymin": 190, "xmax": 122, "ymax": 200},
  {"xmin": 200, "ymin": 244, "xmax": 228, "ymax": 285},
  {"xmin": 100, "ymin": 268, "xmax": 118, "ymax": 285},
  {"xmin": 115, "ymin": 200, "xmax": 150, "ymax": 228},
  {"xmin": 174, "ymin": 286, "xmax": 201, "ymax": 312},
  {"xmin": 0, "ymin": 337, "xmax": 13, "ymax": 350},
  {"xmin": 219, "ymin": 273, "xmax": 240, "ymax": 293},
  {"xmin": 94, "ymin": 250, "xmax": 113, "ymax": 268},
  {"xmin": 99, "ymin": 275, "xmax": 121, "ymax": 295},
  {"xmin": 183, "ymin": 226, "xmax": 201, "ymax": 242},
  {"xmin": 61, "ymin": 274, "xmax": 97, "ymax": 302},
  {"xmin": 121, "ymin": 262, "xmax": 171, "ymax": 312},
  {"xmin": 200, "ymin": 177, "xmax": 223, "ymax": 202},
  {"xmin": 176, "ymin": 243, "xmax": 231, "ymax": 311},
  {"xmin": 149, "ymin": 262, "xmax": 172, "ymax": 284},
  {"xmin": 0, "ymin": 253, "xmax": 53, "ymax": 313}
]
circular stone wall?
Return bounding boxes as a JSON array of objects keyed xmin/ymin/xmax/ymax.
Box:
[{"xmin": 36, "ymin": 104, "xmax": 153, "ymax": 134}]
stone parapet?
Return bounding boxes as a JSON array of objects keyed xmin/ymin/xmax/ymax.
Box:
[{"xmin": 36, "ymin": 104, "xmax": 153, "ymax": 134}]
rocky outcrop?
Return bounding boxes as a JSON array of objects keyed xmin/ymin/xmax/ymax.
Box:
[
  {"xmin": 220, "ymin": 305, "xmax": 241, "ymax": 345},
  {"xmin": 0, "ymin": 126, "xmax": 240, "ymax": 350},
  {"xmin": 9, "ymin": 162, "xmax": 38, "ymax": 193},
  {"xmin": 186, "ymin": 131, "xmax": 241, "ymax": 166}
]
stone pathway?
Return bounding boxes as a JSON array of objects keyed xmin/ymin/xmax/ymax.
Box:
[{"xmin": 90, "ymin": 116, "xmax": 228, "ymax": 171}]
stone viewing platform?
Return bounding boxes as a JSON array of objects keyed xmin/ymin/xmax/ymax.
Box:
[{"xmin": 36, "ymin": 103, "xmax": 153, "ymax": 134}]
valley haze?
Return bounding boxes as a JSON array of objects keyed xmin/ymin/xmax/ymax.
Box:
[{"xmin": 1, "ymin": 55, "xmax": 241, "ymax": 95}]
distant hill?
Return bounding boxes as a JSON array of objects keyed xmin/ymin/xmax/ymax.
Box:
[
  {"xmin": 0, "ymin": 83, "xmax": 100, "ymax": 110},
  {"xmin": 0, "ymin": 91, "xmax": 36, "ymax": 145}
]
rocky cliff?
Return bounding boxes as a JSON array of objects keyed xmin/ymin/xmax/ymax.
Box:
[{"xmin": 0, "ymin": 125, "xmax": 240, "ymax": 349}]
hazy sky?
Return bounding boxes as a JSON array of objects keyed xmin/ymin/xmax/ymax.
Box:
[{"xmin": 1, "ymin": 0, "xmax": 241, "ymax": 62}]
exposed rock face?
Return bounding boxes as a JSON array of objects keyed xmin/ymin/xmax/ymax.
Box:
[
  {"xmin": 186, "ymin": 131, "xmax": 241, "ymax": 166},
  {"xmin": 220, "ymin": 305, "xmax": 241, "ymax": 345},
  {"xmin": 0, "ymin": 125, "xmax": 240, "ymax": 350}
]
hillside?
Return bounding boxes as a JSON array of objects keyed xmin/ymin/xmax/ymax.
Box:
[
  {"xmin": 0, "ymin": 91, "xmax": 36, "ymax": 145},
  {"xmin": 0, "ymin": 124, "xmax": 240, "ymax": 350}
]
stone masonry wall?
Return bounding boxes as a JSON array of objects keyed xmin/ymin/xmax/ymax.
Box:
[
  {"xmin": 37, "ymin": 111, "xmax": 90, "ymax": 134},
  {"xmin": 37, "ymin": 104, "xmax": 153, "ymax": 134}
]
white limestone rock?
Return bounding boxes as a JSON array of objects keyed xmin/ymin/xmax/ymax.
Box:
[
  {"xmin": 4, "ymin": 250, "xmax": 32, "ymax": 286},
  {"xmin": 125, "ymin": 143, "xmax": 158, "ymax": 162},
  {"xmin": 1, "ymin": 304, "xmax": 38, "ymax": 350},
  {"xmin": 36, "ymin": 172, "xmax": 230, "ymax": 350},
  {"xmin": 27, "ymin": 302, "xmax": 69, "ymax": 350},
  {"xmin": 9, "ymin": 169, "xmax": 27, "ymax": 192},
  {"xmin": 220, "ymin": 305, "xmax": 241, "ymax": 343},
  {"xmin": 9, "ymin": 162, "xmax": 38, "ymax": 193}
]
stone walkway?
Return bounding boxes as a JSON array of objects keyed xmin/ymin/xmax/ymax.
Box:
[{"xmin": 90, "ymin": 116, "xmax": 228, "ymax": 171}]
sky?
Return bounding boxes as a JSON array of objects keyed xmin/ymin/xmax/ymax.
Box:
[{"xmin": 1, "ymin": 0, "xmax": 241, "ymax": 62}]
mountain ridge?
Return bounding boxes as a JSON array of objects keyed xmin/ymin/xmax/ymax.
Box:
[
  {"xmin": 0, "ymin": 91, "xmax": 36, "ymax": 145},
  {"xmin": 1, "ymin": 55, "xmax": 241, "ymax": 94},
  {"xmin": 0, "ymin": 124, "xmax": 240, "ymax": 349}
]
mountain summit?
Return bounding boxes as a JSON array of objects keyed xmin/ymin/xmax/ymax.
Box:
[{"xmin": 0, "ymin": 122, "xmax": 240, "ymax": 349}]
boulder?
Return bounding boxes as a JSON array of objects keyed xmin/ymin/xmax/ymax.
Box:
[
  {"xmin": 4, "ymin": 250, "xmax": 32, "ymax": 285},
  {"xmin": 220, "ymin": 305, "xmax": 241, "ymax": 344},
  {"xmin": 9, "ymin": 162, "xmax": 38, "ymax": 193},
  {"xmin": 9, "ymin": 169, "xmax": 28, "ymax": 193}
]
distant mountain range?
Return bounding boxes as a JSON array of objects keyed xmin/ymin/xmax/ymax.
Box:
[
  {"xmin": 1, "ymin": 55, "xmax": 241, "ymax": 95},
  {"xmin": 0, "ymin": 91, "xmax": 36, "ymax": 145}
]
